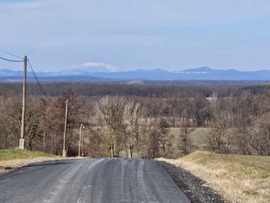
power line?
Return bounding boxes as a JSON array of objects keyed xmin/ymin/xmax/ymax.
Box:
[
  {"xmin": 27, "ymin": 59, "xmax": 52, "ymax": 103},
  {"xmin": 0, "ymin": 52, "xmax": 52, "ymax": 102},
  {"xmin": 0, "ymin": 56, "xmax": 24, "ymax": 62},
  {"xmin": 0, "ymin": 48, "xmax": 23, "ymax": 59}
]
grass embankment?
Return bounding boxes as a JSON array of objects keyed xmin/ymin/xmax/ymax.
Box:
[
  {"xmin": 158, "ymin": 151, "xmax": 270, "ymax": 203},
  {"xmin": 0, "ymin": 149, "xmax": 59, "ymax": 174}
]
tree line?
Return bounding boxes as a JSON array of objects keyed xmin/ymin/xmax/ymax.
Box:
[
  {"xmin": 1, "ymin": 82, "xmax": 269, "ymax": 97},
  {"xmin": 0, "ymin": 82, "xmax": 270, "ymax": 157}
]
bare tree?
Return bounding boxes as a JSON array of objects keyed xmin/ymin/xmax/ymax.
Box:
[
  {"xmin": 24, "ymin": 97, "xmax": 48, "ymax": 150},
  {"xmin": 123, "ymin": 100, "xmax": 148, "ymax": 158},
  {"xmin": 146, "ymin": 118, "xmax": 173, "ymax": 159},
  {"xmin": 178, "ymin": 121, "xmax": 194, "ymax": 155},
  {"xmin": 43, "ymin": 89, "xmax": 82, "ymax": 155},
  {"xmin": 94, "ymin": 96, "xmax": 127, "ymax": 157},
  {"xmin": 205, "ymin": 105, "xmax": 233, "ymax": 154},
  {"xmin": 251, "ymin": 113, "xmax": 270, "ymax": 155},
  {"xmin": 0, "ymin": 96, "xmax": 21, "ymax": 149}
]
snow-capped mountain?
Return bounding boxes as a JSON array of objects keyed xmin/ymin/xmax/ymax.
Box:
[{"xmin": 64, "ymin": 62, "xmax": 117, "ymax": 75}]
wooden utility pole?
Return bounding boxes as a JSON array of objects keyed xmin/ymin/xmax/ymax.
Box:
[
  {"xmin": 81, "ymin": 130, "xmax": 84, "ymax": 156},
  {"xmin": 19, "ymin": 56, "xmax": 27, "ymax": 150},
  {"xmin": 62, "ymin": 99, "xmax": 68, "ymax": 157},
  {"xmin": 78, "ymin": 124, "xmax": 84, "ymax": 157},
  {"xmin": 43, "ymin": 131, "xmax": 46, "ymax": 152}
]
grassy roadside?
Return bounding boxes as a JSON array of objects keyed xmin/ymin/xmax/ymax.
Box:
[
  {"xmin": 0, "ymin": 149, "xmax": 60, "ymax": 174},
  {"xmin": 158, "ymin": 151, "xmax": 270, "ymax": 203}
]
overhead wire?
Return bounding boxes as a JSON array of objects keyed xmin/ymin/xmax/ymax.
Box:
[
  {"xmin": 0, "ymin": 49, "xmax": 52, "ymax": 102},
  {"xmin": 0, "ymin": 56, "xmax": 24, "ymax": 62},
  {"xmin": 0, "ymin": 48, "xmax": 24, "ymax": 59},
  {"xmin": 27, "ymin": 59, "xmax": 53, "ymax": 103}
]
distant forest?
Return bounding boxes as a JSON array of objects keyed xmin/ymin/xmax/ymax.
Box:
[
  {"xmin": 1, "ymin": 81, "xmax": 269, "ymax": 98},
  {"xmin": 0, "ymin": 81, "xmax": 270, "ymax": 158}
]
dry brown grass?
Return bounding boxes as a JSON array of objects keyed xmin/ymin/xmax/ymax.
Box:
[
  {"xmin": 158, "ymin": 151, "xmax": 270, "ymax": 203},
  {"xmin": 0, "ymin": 157, "xmax": 62, "ymax": 174},
  {"xmin": 0, "ymin": 149, "xmax": 64, "ymax": 175}
]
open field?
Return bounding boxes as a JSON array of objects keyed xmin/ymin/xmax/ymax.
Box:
[
  {"xmin": 168, "ymin": 127, "xmax": 210, "ymax": 148},
  {"xmin": 0, "ymin": 149, "xmax": 59, "ymax": 174},
  {"xmin": 158, "ymin": 151, "xmax": 270, "ymax": 203},
  {"xmin": 167, "ymin": 127, "xmax": 210, "ymax": 158}
]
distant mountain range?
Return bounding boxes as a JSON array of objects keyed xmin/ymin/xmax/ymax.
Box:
[{"xmin": 1, "ymin": 65, "xmax": 270, "ymax": 82}]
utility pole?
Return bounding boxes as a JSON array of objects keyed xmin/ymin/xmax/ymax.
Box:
[
  {"xmin": 78, "ymin": 124, "xmax": 84, "ymax": 157},
  {"xmin": 62, "ymin": 99, "xmax": 68, "ymax": 157},
  {"xmin": 19, "ymin": 56, "xmax": 27, "ymax": 150},
  {"xmin": 81, "ymin": 129, "xmax": 84, "ymax": 156},
  {"xmin": 43, "ymin": 131, "xmax": 46, "ymax": 152}
]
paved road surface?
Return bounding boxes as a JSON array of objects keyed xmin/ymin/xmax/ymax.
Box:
[{"xmin": 0, "ymin": 158, "xmax": 190, "ymax": 203}]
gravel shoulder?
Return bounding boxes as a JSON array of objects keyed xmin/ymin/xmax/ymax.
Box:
[{"xmin": 156, "ymin": 160, "xmax": 226, "ymax": 203}]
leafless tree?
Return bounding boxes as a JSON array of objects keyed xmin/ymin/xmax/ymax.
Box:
[
  {"xmin": 178, "ymin": 121, "xmax": 194, "ymax": 155},
  {"xmin": 0, "ymin": 96, "xmax": 21, "ymax": 149},
  {"xmin": 251, "ymin": 113, "xmax": 270, "ymax": 155},
  {"xmin": 205, "ymin": 103, "xmax": 233, "ymax": 154},
  {"xmin": 123, "ymin": 100, "xmax": 148, "ymax": 158},
  {"xmin": 43, "ymin": 89, "xmax": 83, "ymax": 155},
  {"xmin": 94, "ymin": 96, "xmax": 126, "ymax": 157}
]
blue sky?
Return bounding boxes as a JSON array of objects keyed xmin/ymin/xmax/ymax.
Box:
[{"xmin": 0, "ymin": 0, "xmax": 270, "ymax": 72}]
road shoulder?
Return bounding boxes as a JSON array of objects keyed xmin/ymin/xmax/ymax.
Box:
[{"xmin": 156, "ymin": 160, "xmax": 226, "ymax": 203}]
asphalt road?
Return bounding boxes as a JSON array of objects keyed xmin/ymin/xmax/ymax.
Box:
[{"xmin": 0, "ymin": 158, "xmax": 190, "ymax": 203}]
